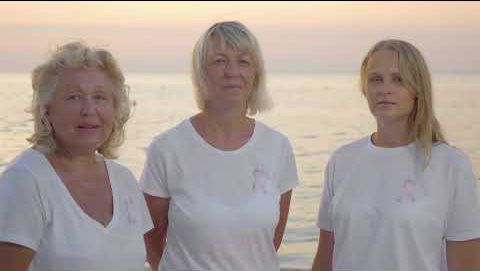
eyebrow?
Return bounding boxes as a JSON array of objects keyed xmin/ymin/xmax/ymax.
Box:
[
  {"xmin": 62, "ymin": 84, "xmax": 110, "ymax": 91},
  {"xmin": 212, "ymin": 52, "xmax": 251, "ymax": 58},
  {"xmin": 368, "ymin": 72, "xmax": 401, "ymax": 76}
]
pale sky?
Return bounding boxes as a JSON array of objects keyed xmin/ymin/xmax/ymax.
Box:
[{"xmin": 1, "ymin": 1, "xmax": 480, "ymax": 73}]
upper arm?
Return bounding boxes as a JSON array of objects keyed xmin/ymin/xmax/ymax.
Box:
[
  {"xmin": 139, "ymin": 140, "xmax": 171, "ymax": 198},
  {"xmin": 144, "ymin": 193, "xmax": 170, "ymax": 228},
  {"xmin": 143, "ymin": 194, "xmax": 170, "ymax": 270},
  {"xmin": 446, "ymin": 238, "xmax": 480, "ymax": 271},
  {"xmin": 312, "ymin": 230, "xmax": 334, "ymax": 271},
  {"xmin": 445, "ymin": 151, "xmax": 480, "ymax": 240},
  {"xmin": 277, "ymin": 138, "xmax": 299, "ymax": 193},
  {"xmin": 0, "ymin": 166, "xmax": 47, "ymax": 252},
  {"xmin": 274, "ymin": 190, "xmax": 293, "ymax": 251},
  {"xmin": 0, "ymin": 242, "xmax": 34, "ymax": 270},
  {"xmin": 317, "ymin": 157, "xmax": 335, "ymax": 230}
]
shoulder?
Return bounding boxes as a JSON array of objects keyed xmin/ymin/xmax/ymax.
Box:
[
  {"xmin": 330, "ymin": 136, "xmax": 370, "ymax": 161},
  {"xmin": 104, "ymin": 159, "xmax": 141, "ymax": 192},
  {"xmin": 105, "ymin": 159, "xmax": 135, "ymax": 178},
  {"xmin": 2, "ymin": 148, "xmax": 46, "ymax": 180},
  {"xmin": 254, "ymin": 120, "xmax": 291, "ymax": 146},
  {"xmin": 0, "ymin": 148, "xmax": 46, "ymax": 194},
  {"xmin": 432, "ymin": 142, "xmax": 473, "ymax": 168},
  {"xmin": 148, "ymin": 119, "xmax": 191, "ymax": 150}
]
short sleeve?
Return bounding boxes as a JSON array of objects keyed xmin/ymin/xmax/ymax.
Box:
[
  {"xmin": 277, "ymin": 138, "xmax": 299, "ymax": 194},
  {"xmin": 0, "ymin": 166, "xmax": 47, "ymax": 250},
  {"xmin": 139, "ymin": 140, "xmax": 170, "ymax": 198},
  {"xmin": 137, "ymin": 187, "xmax": 154, "ymax": 234},
  {"xmin": 445, "ymin": 153, "xmax": 480, "ymax": 241},
  {"xmin": 316, "ymin": 157, "xmax": 335, "ymax": 231}
]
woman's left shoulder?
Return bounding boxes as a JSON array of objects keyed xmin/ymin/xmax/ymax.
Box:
[
  {"xmin": 104, "ymin": 159, "xmax": 137, "ymax": 183},
  {"xmin": 254, "ymin": 120, "xmax": 290, "ymax": 143},
  {"xmin": 433, "ymin": 142, "xmax": 472, "ymax": 167}
]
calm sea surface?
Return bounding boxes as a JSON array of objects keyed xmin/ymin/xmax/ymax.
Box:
[{"xmin": 1, "ymin": 72, "xmax": 479, "ymax": 268}]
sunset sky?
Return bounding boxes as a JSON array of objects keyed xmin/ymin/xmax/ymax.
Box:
[{"xmin": 1, "ymin": 1, "xmax": 479, "ymax": 73}]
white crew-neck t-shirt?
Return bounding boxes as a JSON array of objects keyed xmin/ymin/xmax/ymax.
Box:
[
  {"xmin": 140, "ymin": 118, "xmax": 299, "ymax": 271},
  {"xmin": 0, "ymin": 148, "xmax": 153, "ymax": 270},
  {"xmin": 317, "ymin": 136, "xmax": 480, "ymax": 271}
]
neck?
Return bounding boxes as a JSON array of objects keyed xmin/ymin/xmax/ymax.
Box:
[
  {"xmin": 200, "ymin": 108, "xmax": 249, "ymax": 136},
  {"xmin": 204, "ymin": 100, "xmax": 247, "ymax": 119},
  {"xmin": 49, "ymin": 147, "xmax": 98, "ymax": 169},
  {"xmin": 191, "ymin": 111, "xmax": 254, "ymax": 151},
  {"xmin": 373, "ymin": 118, "xmax": 413, "ymax": 147}
]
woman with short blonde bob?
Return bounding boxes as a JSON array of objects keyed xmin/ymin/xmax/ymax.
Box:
[
  {"xmin": 141, "ymin": 21, "xmax": 299, "ymax": 270},
  {"xmin": 312, "ymin": 39, "xmax": 480, "ymax": 270},
  {"xmin": 0, "ymin": 42, "xmax": 152, "ymax": 270}
]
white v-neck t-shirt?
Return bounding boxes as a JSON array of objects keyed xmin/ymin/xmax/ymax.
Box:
[
  {"xmin": 0, "ymin": 148, "xmax": 153, "ymax": 270},
  {"xmin": 317, "ymin": 136, "xmax": 480, "ymax": 271},
  {"xmin": 140, "ymin": 119, "xmax": 299, "ymax": 271}
]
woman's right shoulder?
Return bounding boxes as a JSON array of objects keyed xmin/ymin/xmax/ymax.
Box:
[
  {"xmin": 0, "ymin": 148, "xmax": 43, "ymax": 185},
  {"xmin": 329, "ymin": 136, "xmax": 370, "ymax": 161},
  {"xmin": 148, "ymin": 119, "xmax": 192, "ymax": 149}
]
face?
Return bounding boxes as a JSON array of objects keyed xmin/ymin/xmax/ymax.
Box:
[
  {"xmin": 364, "ymin": 49, "xmax": 416, "ymax": 123},
  {"xmin": 46, "ymin": 68, "xmax": 115, "ymax": 154},
  {"xmin": 204, "ymin": 42, "xmax": 255, "ymax": 111}
]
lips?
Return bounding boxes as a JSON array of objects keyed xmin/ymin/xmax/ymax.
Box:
[
  {"xmin": 77, "ymin": 124, "xmax": 100, "ymax": 129},
  {"xmin": 223, "ymin": 84, "xmax": 241, "ymax": 88},
  {"xmin": 376, "ymin": 101, "xmax": 396, "ymax": 105}
]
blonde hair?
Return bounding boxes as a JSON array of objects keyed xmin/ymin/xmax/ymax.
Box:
[
  {"xmin": 360, "ymin": 39, "xmax": 446, "ymax": 167},
  {"xmin": 28, "ymin": 41, "xmax": 130, "ymax": 158},
  {"xmin": 191, "ymin": 21, "xmax": 272, "ymax": 115}
]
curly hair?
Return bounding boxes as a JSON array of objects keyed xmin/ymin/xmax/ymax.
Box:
[{"xmin": 28, "ymin": 41, "xmax": 130, "ymax": 158}]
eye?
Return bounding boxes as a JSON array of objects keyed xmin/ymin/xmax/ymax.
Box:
[
  {"xmin": 393, "ymin": 75, "xmax": 403, "ymax": 83},
  {"xmin": 93, "ymin": 93, "xmax": 107, "ymax": 101},
  {"xmin": 93, "ymin": 92, "xmax": 108, "ymax": 101},
  {"xmin": 239, "ymin": 59, "xmax": 251, "ymax": 67},
  {"xmin": 66, "ymin": 93, "xmax": 81, "ymax": 101},
  {"xmin": 214, "ymin": 58, "xmax": 226, "ymax": 65},
  {"xmin": 368, "ymin": 76, "xmax": 382, "ymax": 83}
]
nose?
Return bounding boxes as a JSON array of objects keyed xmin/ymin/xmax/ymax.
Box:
[
  {"xmin": 225, "ymin": 61, "xmax": 241, "ymax": 77},
  {"xmin": 376, "ymin": 82, "xmax": 392, "ymax": 96},
  {"xmin": 80, "ymin": 96, "xmax": 96, "ymax": 116}
]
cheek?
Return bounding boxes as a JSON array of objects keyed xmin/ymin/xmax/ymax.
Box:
[
  {"xmin": 101, "ymin": 106, "xmax": 115, "ymax": 125},
  {"xmin": 403, "ymin": 94, "xmax": 416, "ymax": 111},
  {"xmin": 48, "ymin": 107, "xmax": 75, "ymax": 128},
  {"xmin": 364, "ymin": 90, "xmax": 376, "ymax": 108}
]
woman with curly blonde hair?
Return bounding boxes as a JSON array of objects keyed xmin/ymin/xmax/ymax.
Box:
[{"xmin": 0, "ymin": 42, "xmax": 152, "ymax": 270}]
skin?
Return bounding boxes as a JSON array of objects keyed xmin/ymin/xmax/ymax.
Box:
[
  {"xmin": 364, "ymin": 49, "xmax": 416, "ymax": 148},
  {"xmin": 47, "ymin": 68, "xmax": 115, "ymax": 156},
  {"xmin": 312, "ymin": 49, "xmax": 480, "ymax": 270},
  {"xmin": 0, "ymin": 68, "xmax": 116, "ymax": 270},
  {"xmin": 311, "ymin": 230, "xmax": 334, "ymax": 271},
  {"xmin": 446, "ymin": 239, "xmax": 480, "ymax": 271},
  {"xmin": 145, "ymin": 42, "xmax": 292, "ymax": 269}
]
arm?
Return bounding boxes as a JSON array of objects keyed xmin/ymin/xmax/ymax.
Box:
[
  {"xmin": 274, "ymin": 190, "xmax": 292, "ymax": 251},
  {"xmin": 312, "ymin": 230, "xmax": 334, "ymax": 271},
  {"xmin": 0, "ymin": 242, "xmax": 34, "ymax": 270},
  {"xmin": 446, "ymin": 238, "xmax": 480, "ymax": 271},
  {"xmin": 143, "ymin": 194, "xmax": 170, "ymax": 270}
]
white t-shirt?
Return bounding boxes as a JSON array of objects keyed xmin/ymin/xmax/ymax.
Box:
[
  {"xmin": 0, "ymin": 148, "xmax": 153, "ymax": 271},
  {"xmin": 317, "ymin": 136, "xmax": 480, "ymax": 271},
  {"xmin": 140, "ymin": 118, "xmax": 299, "ymax": 271}
]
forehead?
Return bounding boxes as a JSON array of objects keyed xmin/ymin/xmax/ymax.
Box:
[
  {"xmin": 57, "ymin": 67, "xmax": 112, "ymax": 87},
  {"xmin": 367, "ymin": 49, "xmax": 400, "ymax": 73},
  {"xmin": 207, "ymin": 37, "xmax": 253, "ymax": 57}
]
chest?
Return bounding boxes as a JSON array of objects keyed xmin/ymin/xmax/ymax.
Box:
[
  {"xmin": 60, "ymin": 173, "xmax": 114, "ymax": 227},
  {"xmin": 330, "ymin": 155, "xmax": 451, "ymax": 236}
]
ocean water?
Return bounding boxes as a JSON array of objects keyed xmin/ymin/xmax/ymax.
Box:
[{"xmin": 1, "ymin": 72, "xmax": 479, "ymax": 268}]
